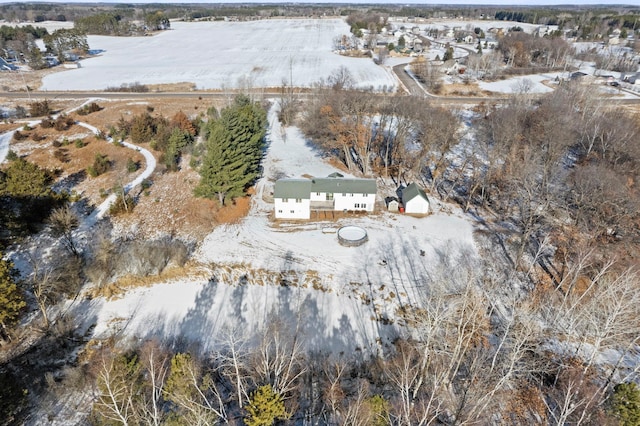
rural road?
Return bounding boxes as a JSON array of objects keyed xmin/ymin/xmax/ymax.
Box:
[{"xmin": 2, "ymin": 80, "xmax": 639, "ymax": 105}]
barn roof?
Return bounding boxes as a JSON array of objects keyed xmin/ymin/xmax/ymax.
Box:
[{"xmin": 402, "ymin": 183, "xmax": 429, "ymax": 204}]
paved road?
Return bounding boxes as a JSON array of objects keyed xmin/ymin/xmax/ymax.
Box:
[{"xmin": 1, "ymin": 83, "xmax": 638, "ymax": 106}]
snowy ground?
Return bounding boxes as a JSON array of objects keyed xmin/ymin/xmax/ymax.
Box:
[
  {"xmin": 41, "ymin": 19, "xmax": 397, "ymax": 91},
  {"xmin": 73, "ymin": 102, "xmax": 477, "ymax": 355},
  {"xmin": 0, "ymin": 129, "xmax": 15, "ymax": 164}
]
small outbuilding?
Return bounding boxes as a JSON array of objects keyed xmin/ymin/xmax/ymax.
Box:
[{"xmin": 402, "ymin": 183, "xmax": 430, "ymax": 215}]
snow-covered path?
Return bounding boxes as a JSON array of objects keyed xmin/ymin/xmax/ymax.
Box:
[
  {"xmin": 0, "ymin": 100, "xmax": 157, "ymax": 225},
  {"xmin": 75, "ymin": 121, "xmax": 156, "ymax": 225},
  {"xmin": 0, "ymin": 129, "xmax": 15, "ymax": 163}
]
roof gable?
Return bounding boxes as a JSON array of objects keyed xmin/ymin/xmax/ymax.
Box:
[{"xmin": 402, "ymin": 183, "xmax": 429, "ymax": 203}]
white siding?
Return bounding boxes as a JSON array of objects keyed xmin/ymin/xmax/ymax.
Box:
[
  {"xmin": 310, "ymin": 191, "xmax": 330, "ymax": 202},
  {"xmin": 333, "ymin": 193, "xmax": 375, "ymax": 212},
  {"xmin": 405, "ymin": 196, "xmax": 430, "ymax": 214},
  {"xmin": 274, "ymin": 198, "xmax": 310, "ymax": 219}
]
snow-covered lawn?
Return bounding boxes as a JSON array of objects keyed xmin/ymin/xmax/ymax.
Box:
[
  {"xmin": 478, "ymin": 73, "xmax": 556, "ymax": 94},
  {"xmin": 76, "ymin": 102, "xmax": 477, "ymax": 355},
  {"xmin": 41, "ymin": 19, "xmax": 397, "ymax": 91}
]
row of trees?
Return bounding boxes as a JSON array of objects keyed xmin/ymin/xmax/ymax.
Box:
[{"xmin": 74, "ymin": 10, "xmax": 170, "ymax": 36}]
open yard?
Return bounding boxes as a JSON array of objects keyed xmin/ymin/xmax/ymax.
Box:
[{"xmin": 71, "ymin": 102, "xmax": 478, "ymax": 356}]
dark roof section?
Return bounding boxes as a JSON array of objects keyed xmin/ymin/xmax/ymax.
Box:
[
  {"xmin": 402, "ymin": 182, "xmax": 429, "ymax": 204},
  {"xmin": 311, "ymin": 177, "xmax": 377, "ymax": 194},
  {"xmin": 274, "ymin": 179, "xmax": 312, "ymax": 199}
]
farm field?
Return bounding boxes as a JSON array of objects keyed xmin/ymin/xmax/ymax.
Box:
[{"xmin": 41, "ymin": 19, "xmax": 397, "ymax": 91}]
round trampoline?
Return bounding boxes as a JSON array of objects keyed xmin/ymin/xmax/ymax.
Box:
[{"xmin": 337, "ymin": 226, "xmax": 368, "ymax": 247}]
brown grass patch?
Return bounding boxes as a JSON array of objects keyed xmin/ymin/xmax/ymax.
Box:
[
  {"xmin": 146, "ymin": 82, "xmax": 198, "ymax": 92},
  {"xmin": 440, "ymin": 82, "xmax": 492, "ymax": 97},
  {"xmin": 214, "ymin": 196, "xmax": 252, "ymax": 224},
  {"xmin": 89, "ymin": 261, "xmax": 210, "ymax": 300}
]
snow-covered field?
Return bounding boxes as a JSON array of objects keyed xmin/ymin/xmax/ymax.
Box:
[
  {"xmin": 41, "ymin": 19, "xmax": 397, "ymax": 91},
  {"xmin": 74, "ymin": 102, "xmax": 477, "ymax": 355}
]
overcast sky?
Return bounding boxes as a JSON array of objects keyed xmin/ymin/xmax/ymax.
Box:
[{"xmin": 0, "ymin": 0, "xmax": 636, "ymax": 5}]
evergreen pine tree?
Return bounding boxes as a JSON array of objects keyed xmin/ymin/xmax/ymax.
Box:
[
  {"xmin": 244, "ymin": 384, "xmax": 289, "ymax": 426},
  {"xmin": 195, "ymin": 95, "xmax": 266, "ymax": 205},
  {"xmin": 0, "ymin": 255, "xmax": 25, "ymax": 338},
  {"xmin": 610, "ymin": 382, "xmax": 640, "ymax": 426}
]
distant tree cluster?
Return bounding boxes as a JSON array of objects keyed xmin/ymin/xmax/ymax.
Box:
[
  {"xmin": 497, "ymin": 31, "xmax": 573, "ymax": 68},
  {"xmin": 43, "ymin": 28, "xmax": 88, "ymax": 62},
  {"xmin": 301, "ymin": 83, "xmax": 458, "ymax": 181},
  {"xmin": 0, "ymin": 25, "xmax": 48, "ymax": 69},
  {"xmin": 195, "ymin": 95, "xmax": 267, "ymax": 205},
  {"xmin": 74, "ymin": 10, "xmax": 169, "ymax": 36}
]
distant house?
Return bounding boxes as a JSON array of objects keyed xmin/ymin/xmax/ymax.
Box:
[
  {"xmin": 274, "ymin": 175, "xmax": 377, "ymax": 219},
  {"xmin": 402, "ymin": 183, "xmax": 430, "ymax": 215}
]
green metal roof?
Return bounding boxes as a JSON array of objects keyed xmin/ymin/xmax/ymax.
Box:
[
  {"xmin": 402, "ymin": 183, "xmax": 429, "ymax": 204},
  {"xmin": 311, "ymin": 178, "xmax": 377, "ymax": 194},
  {"xmin": 274, "ymin": 179, "xmax": 312, "ymax": 199}
]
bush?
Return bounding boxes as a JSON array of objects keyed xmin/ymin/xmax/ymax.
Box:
[
  {"xmin": 74, "ymin": 139, "xmax": 85, "ymax": 148},
  {"xmin": 29, "ymin": 100, "xmax": 52, "ymax": 117},
  {"xmin": 109, "ymin": 192, "xmax": 135, "ymax": 215},
  {"xmin": 54, "ymin": 114, "xmax": 74, "ymax": 131},
  {"xmin": 53, "ymin": 149, "xmax": 69, "ymax": 163},
  {"xmin": 40, "ymin": 117, "xmax": 54, "ymax": 128},
  {"xmin": 126, "ymin": 157, "xmax": 139, "ymax": 173},
  {"xmin": 31, "ymin": 132, "xmax": 45, "ymax": 142},
  {"xmin": 12, "ymin": 131, "xmax": 27, "ymax": 141},
  {"xmin": 87, "ymin": 153, "xmax": 111, "ymax": 177},
  {"xmin": 6, "ymin": 150, "xmax": 18, "ymax": 161},
  {"xmin": 105, "ymin": 82, "xmax": 149, "ymax": 93},
  {"xmin": 76, "ymin": 102, "xmax": 102, "ymax": 116}
]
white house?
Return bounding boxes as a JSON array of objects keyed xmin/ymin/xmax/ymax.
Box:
[
  {"xmin": 274, "ymin": 179, "xmax": 312, "ymax": 219},
  {"xmin": 402, "ymin": 183, "xmax": 430, "ymax": 215},
  {"xmin": 274, "ymin": 175, "xmax": 377, "ymax": 219}
]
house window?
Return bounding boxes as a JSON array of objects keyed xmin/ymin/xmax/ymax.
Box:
[
  {"xmin": 282, "ymin": 198, "xmax": 288, "ymax": 203},
  {"xmin": 350, "ymin": 193, "xmax": 354, "ymax": 197},
  {"xmin": 342, "ymin": 193, "xmax": 346, "ymax": 197},
  {"xmin": 326, "ymin": 193, "xmax": 333, "ymax": 201},
  {"xmin": 290, "ymin": 210, "xmax": 295, "ymax": 214},
  {"xmin": 355, "ymin": 203, "xmax": 360, "ymax": 208},
  {"xmin": 295, "ymin": 198, "xmax": 302, "ymax": 203},
  {"xmin": 362, "ymin": 203, "xmax": 367, "ymax": 209},
  {"xmin": 278, "ymin": 210, "xmax": 283, "ymax": 214},
  {"xmin": 362, "ymin": 193, "xmax": 367, "ymax": 197},
  {"xmin": 316, "ymin": 192, "xmax": 321, "ymax": 196}
]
